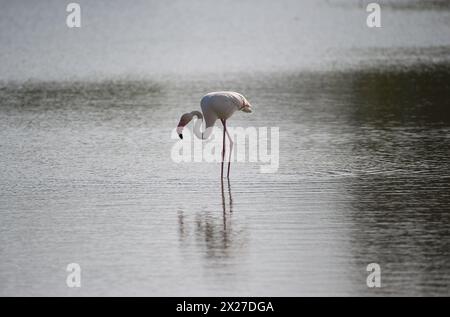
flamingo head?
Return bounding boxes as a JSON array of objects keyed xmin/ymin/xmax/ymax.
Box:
[
  {"xmin": 176, "ymin": 112, "xmax": 194, "ymax": 139},
  {"xmin": 241, "ymin": 99, "xmax": 253, "ymax": 113},
  {"xmin": 242, "ymin": 104, "xmax": 253, "ymax": 113}
]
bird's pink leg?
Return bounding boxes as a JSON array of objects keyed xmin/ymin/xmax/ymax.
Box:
[
  {"xmin": 221, "ymin": 119, "xmax": 226, "ymax": 178},
  {"xmin": 224, "ymin": 121, "xmax": 233, "ymax": 178}
]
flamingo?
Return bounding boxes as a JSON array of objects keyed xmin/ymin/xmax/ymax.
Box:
[{"xmin": 176, "ymin": 91, "xmax": 253, "ymax": 178}]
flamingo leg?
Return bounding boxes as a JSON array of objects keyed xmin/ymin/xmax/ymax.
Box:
[
  {"xmin": 224, "ymin": 121, "xmax": 233, "ymax": 178},
  {"xmin": 221, "ymin": 119, "xmax": 226, "ymax": 178}
]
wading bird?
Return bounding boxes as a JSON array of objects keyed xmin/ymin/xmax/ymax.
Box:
[{"xmin": 176, "ymin": 91, "xmax": 253, "ymax": 178}]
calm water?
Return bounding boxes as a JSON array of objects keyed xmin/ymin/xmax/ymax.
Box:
[
  {"xmin": 1, "ymin": 0, "xmax": 450, "ymax": 296},
  {"xmin": 0, "ymin": 66, "xmax": 449, "ymax": 296}
]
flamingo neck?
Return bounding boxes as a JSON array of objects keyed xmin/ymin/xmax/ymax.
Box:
[{"xmin": 191, "ymin": 111, "xmax": 213, "ymax": 140}]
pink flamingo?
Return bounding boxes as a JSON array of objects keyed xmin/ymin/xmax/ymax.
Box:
[{"xmin": 176, "ymin": 91, "xmax": 253, "ymax": 178}]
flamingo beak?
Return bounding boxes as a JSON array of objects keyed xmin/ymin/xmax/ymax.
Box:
[{"xmin": 176, "ymin": 126, "xmax": 183, "ymax": 139}]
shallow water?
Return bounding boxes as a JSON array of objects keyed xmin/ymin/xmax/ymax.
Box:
[
  {"xmin": 1, "ymin": 0, "xmax": 450, "ymax": 296},
  {"xmin": 0, "ymin": 66, "xmax": 449, "ymax": 296}
]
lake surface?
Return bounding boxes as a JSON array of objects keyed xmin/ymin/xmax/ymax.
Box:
[
  {"xmin": 1, "ymin": 0, "xmax": 450, "ymax": 296},
  {"xmin": 1, "ymin": 66, "xmax": 449, "ymax": 296}
]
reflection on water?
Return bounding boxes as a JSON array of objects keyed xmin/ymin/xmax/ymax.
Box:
[
  {"xmin": 0, "ymin": 65, "xmax": 450, "ymax": 296},
  {"xmin": 221, "ymin": 178, "xmax": 234, "ymax": 216},
  {"xmin": 178, "ymin": 179, "xmax": 235, "ymax": 260}
]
